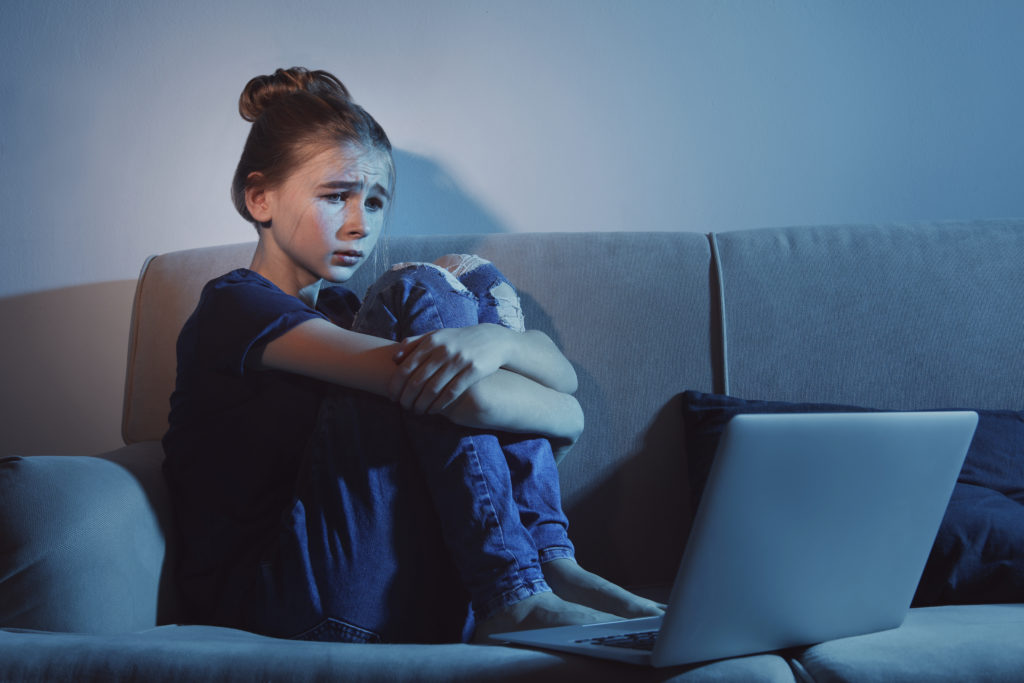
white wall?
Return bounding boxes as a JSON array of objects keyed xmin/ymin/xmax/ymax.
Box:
[{"xmin": 2, "ymin": 0, "xmax": 1023, "ymax": 454}]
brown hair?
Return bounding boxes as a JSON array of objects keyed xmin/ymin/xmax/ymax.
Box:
[{"xmin": 230, "ymin": 67, "xmax": 394, "ymax": 228}]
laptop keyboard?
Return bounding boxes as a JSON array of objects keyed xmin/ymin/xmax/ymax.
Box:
[{"xmin": 575, "ymin": 629, "xmax": 659, "ymax": 651}]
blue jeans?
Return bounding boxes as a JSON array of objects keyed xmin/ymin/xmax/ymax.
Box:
[{"xmin": 246, "ymin": 259, "xmax": 574, "ymax": 644}]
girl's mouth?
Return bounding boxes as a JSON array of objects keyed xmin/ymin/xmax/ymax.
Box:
[{"xmin": 332, "ymin": 250, "xmax": 363, "ymax": 266}]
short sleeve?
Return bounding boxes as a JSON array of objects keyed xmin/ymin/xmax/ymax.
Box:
[
  {"xmin": 191, "ymin": 270, "xmax": 325, "ymax": 376},
  {"xmin": 317, "ymin": 283, "xmax": 362, "ymax": 331}
]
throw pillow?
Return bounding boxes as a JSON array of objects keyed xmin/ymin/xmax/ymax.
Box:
[{"xmin": 679, "ymin": 390, "xmax": 1024, "ymax": 606}]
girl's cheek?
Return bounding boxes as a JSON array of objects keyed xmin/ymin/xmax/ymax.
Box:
[{"xmin": 318, "ymin": 206, "xmax": 342, "ymax": 228}]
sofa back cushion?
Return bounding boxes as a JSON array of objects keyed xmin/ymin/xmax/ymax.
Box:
[
  {"xmin": 123, "ymin": 242, "xmax": 258, "ymax": 445},
  {"xmin": 0, "ymin": 443, "xmax": 177, "ymax": 632},
  {"xmin": 713, "ymin": 220, "xmax": 1024, "ymax": 410},
  {"xmin": 122, "ymin": 232, "xmax": 717, "ymax": 587}
]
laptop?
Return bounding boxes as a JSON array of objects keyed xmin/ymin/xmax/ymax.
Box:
[{"xmin": 492, "ymin": 411, "xmax": 978, "ymax": 667}]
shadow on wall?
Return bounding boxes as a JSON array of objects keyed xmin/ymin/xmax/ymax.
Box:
[
  {"xmin": 388, "ymin": 150, "xmax": 508, "ymax": 236},
  {"xmin": 0, "ymin": 280, "xmax": 138, "ymax": 457},
  {"xmin": 0, "ymin": 149, "xmax": 505, "ymax": 457}
]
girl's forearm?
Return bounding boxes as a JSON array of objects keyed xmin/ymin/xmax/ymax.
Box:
[
  {"xmin": 259, "ymin": 319, "xmax": 583, "ymax": 440},
  {"xmin": 442, "ymin": 368, "xmax": 584, "ymax": 442},
  {"xmin": 501, "ymin": 328, "xmax": 578, "ymax": 394}
]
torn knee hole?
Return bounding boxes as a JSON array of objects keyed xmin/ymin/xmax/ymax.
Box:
[
  {"xmin": 488, "ymin": 281, "xmax": 525, "ymax": 331},
  {"xmin": 388, "ymin": 260, "xmax": 470, "ymax": 294},
  {"xmin": 433, "ymin": 253, "xmax": 491, "ymax": 278}
]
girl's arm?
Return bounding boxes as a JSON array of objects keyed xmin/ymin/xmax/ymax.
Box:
[
  {"xmin": 392, "ymin": 323, "xmax": 578, "ymax": 395},
  {"xmin": 441, "ymin": 368, "xmax": 584, "ymax": 446},
  {"xmin": 255, "ymin": 318, "xmax": 583, "ymax": 442}
]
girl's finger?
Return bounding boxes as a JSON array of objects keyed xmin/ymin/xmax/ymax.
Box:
[
  {"xmin": 424, "ymin": 366, "xmax": 475, "ymax": 415},
  {"xmin": 399, "ymin": 350, "xmax": 452, "ymax": 412},
  {"xmin": 393, "ymin": 334, "xmax": 424, "ymax": 363},
  {"xmin": 410, "ymin": 357, "xmax": 461, "ymax": 414},
  {"xmin": 388, "ymin": 336, "xmax": 436, "ymax": 399}
]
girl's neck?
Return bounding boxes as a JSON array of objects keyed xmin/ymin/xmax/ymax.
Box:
[{"xmin": 250, "ymin": 242, "xmax": 322, "ymax": 307}]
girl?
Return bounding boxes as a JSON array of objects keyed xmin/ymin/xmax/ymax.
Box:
[{"xmin": 163, "ymin": 67, "xmax": 661, "ymax": 644}]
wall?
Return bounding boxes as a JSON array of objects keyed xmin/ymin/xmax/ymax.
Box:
[{"xmin": 2, "ymin": 0, "xmax": 1023, "ymax": 454}]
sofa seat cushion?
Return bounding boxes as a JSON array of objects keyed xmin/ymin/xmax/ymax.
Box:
[
  {"xmin": 0, "ymin": 625, "xmax": 799, "ymax": 682},
  {"xmin": 791, "ymin": 604, "xmax": 1024, "ymax": 682}
]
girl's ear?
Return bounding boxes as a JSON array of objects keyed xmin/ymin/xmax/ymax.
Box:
[{"xmin": 245, "ymin": 173, "xmax": 273, "ymax": 225}]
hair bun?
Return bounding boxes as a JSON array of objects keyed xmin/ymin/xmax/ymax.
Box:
[{"xmin": 238, "ymin": 67, "xmax": 352, "ymax": 122}]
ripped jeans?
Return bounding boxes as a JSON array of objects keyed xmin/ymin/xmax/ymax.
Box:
[{"xmin": 246, "ymin": 257, "xmax": 574, "ymax": 644}]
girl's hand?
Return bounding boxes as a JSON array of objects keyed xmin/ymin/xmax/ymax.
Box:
[{"xmin": 388, "ymin": 323, "xmax": 513, "ymax": 415}]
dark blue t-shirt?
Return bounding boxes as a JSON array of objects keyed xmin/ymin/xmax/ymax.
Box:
[{"xmin": 162, "ymin": 268, "xmax": 361, "ymax": 623}]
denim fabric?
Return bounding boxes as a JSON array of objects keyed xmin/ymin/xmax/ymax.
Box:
[{"xmin": 245, "ymin": 259, "xmax": 573, "ymax": 644}]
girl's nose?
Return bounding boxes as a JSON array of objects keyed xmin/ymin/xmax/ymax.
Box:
[{"xmin": 341, "ymin": 209, "xmax": 368, "ymax": 239}]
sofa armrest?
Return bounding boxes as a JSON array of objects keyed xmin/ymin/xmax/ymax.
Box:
[{"xmin": 0, "ymin": 442, "xmax": 178, "ymax": 633}]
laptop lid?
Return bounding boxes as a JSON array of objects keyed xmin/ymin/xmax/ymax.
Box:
[
  {"xmin": 650, "ymin": 410, "xmax": 977, "ymax": 666},
  {"xmin": 495, "ymin": 410, "xmax": 977, "ymax": 668}
]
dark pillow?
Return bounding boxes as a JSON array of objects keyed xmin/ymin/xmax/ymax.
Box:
[{"xmin": 679, "ymin": 390, "xmax": 1024, "ymax": 606}]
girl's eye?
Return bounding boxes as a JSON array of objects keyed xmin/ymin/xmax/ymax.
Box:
[
  {"xmin": 366, "ymin": 197, "xmax": 385, "ymax": 212},
  {"xmin": 324, "ymin": 193, "xmax": 347, "ymax": 204}
]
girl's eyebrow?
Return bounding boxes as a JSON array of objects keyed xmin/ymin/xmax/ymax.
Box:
[{"xmin": 318, "ymin": 179, "xmax": 391, "ymax": 200}]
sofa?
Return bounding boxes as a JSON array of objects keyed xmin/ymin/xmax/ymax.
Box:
[{"xmin": 2, "ymin": 220, "xmax": 1023, "ymax": 682}]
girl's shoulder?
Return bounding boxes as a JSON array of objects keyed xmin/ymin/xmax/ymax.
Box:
[
  {"xmin": 198, "ymin": 269, "xmax": 359, "ymax": 329},
  {"xmin": 190, "ymin": 269, "xmax": 316, "ymax": 330},
  {"xmin": 205, "ymin": 267, "xmax": 283, "ymax": 293},
  {"xmin": 199, "ymin": 268, "xmax": 306, "ymax": 307}
]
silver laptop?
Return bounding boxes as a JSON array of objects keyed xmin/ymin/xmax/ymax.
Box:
[{"xmin": 492, "ymin": 411, "xmax": 978, "ymax": 667}]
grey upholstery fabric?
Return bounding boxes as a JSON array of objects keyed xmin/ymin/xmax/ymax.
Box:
[
  {"xmin": 713, "ymin": 221, "xmax": 1024, "ymax": 410},
  {"xmin": 792, "ymin": 604, "xmax": 1024, "ymax": 682},
  {"xmin": 0, "ymin": 625, "xmax": 798, "ymax": 682}
]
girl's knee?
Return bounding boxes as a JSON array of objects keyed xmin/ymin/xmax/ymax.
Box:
[
  {"xmin": 372, "ymin": 255, "xmax": 524, "ymax": 332},
  {"xmin": 432, "ymin": 253, "xmax": 491, "ymax": 278},
  {"xmin": 480, "ymin": 279, "xmax": 524, "ymax": 332},
  {"xmin": 355, "ymin": 262, "xmax": 478, "ymax": 337},
  {"xmin": 386, "ymin": 260, "xmax": 469, "ymax": 294},
  {"xmin": 432, "ymin": 255, "xmax": 525, "ymax": 332}
]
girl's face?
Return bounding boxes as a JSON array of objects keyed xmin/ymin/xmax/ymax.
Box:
[{"xmin": 252, "ymin": 143, "xmax": 392, "ymax": 292}]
